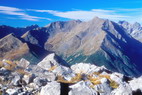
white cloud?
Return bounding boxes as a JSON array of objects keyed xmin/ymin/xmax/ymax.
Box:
[
  {"xmin": 46, "ymin": 10, "xmax": 128, "ymax": 21},
  {"xmin": 1, "ymin": 6, "xmax": 142, "ymax": 24},
  {"xmin": 0, "ymin": 6, "xmax": 51, "ymax": 21},
  {"xmin": 91, "ymin": 9, "xmax": 115, "ymax": 13},
  {"xmin": 29, "ymin": 8, "xmax": 142, "ymax": 24},
  {"xmin": 0, "ymin": 6, "xmax": 23, "ymax": 11},
  {"xmin": 27, "ymin": 9, "xmax": 50, "ymax": 13},
  {"xmin": 114, "ymin": 8, "xmax": 142, "ymax": 12}
]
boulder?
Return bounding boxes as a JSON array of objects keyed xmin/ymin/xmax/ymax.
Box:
[
  {"xmin": 28, "ymin": 83, "xmax": 39, "ymax": 90},
  {"xmin": 71, "ymin": 63, "xmax": 106, "ymax": 74},
  {"xmin": 0, "ymin": 67, "xmax": 11, "ymax": 76},
  {"xmin": 69, "ymin": 81, "xmax": 97, "ymax": 95},
  {"xmin": 40, "ymin": 81, "xmax": 60, "ymax": 95},
  {"xmin": 11, "ymin": 74, "xmax": 22, "ymax": 86},
  {"xmin": 52, "ymin": 65, "xmax": 75, "ymax": 81},
  {"xmin": 100, "ymin": 78, "xmax": 108, "ymax": 84},
  {"xmin": 94, "ymin": 82, "xmax": 112, "ymax": 95},
  {"xmin": 33, "ymin": 77, "xmax": 48, "ymax": 87},
  {"xmin": 22, "ymin": 73, "xmax": 35, "ymax": 84},
  {"xmin": 6, "ymin": 88, "xmax": 17, "ymax": 95},
  {"xmin": 26, "ymin": 65, "xmax": 48, "ymax": 76},
  {"xmin": 44, "ymin": 72, "xmax": 56, "ymax": 81},
  {"xmin": 37, "ymin": 53, "xmax": 59, "ymax": 70},
  {"xmin": 129, "ymin": 76, "xmax": 142, "ymax": 92},
  {"xmin": 27, "ymin": 65, "xmax": 56, "ymax": 81},
  {"xmin": 110, "ymin": 73, "xmax": 124, "ymax": 84},
  {"xmin": 18, "ymin": 58, "xmax": 30, "ymax": 69},
  {"xmin": 111, "ymin": 83, "xmax": 132, "ymax": 95}
]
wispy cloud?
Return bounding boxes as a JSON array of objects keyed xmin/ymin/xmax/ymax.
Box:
[
  {"xmin": 1, "ymin": 6, "xmax": 142, "ymax": 24},
  {"xmin": 0, "ymin": 6, "xmax": 51, "ymax": 21},
  {"xmin": 29, "ymin": 8, "xmax": 142, "ymax": 24},
  {"xmin": 0, "ymin": 6, "xmax": 23, "ymax": 11},
  {"xmin": 29, "ymin": 9, "xmax": 127, "ymax": 21}
]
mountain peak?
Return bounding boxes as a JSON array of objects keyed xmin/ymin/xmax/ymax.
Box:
[
  {"xmin": 0, "ymin": 33, "xmax": 16, "ymax": 40},
  {"xmin": 24, "ymin": 24, "xmax": 39, "ymax": 30},
  {"xmin": 133, "ymin": 22, "xmax": 141, "ymax": 29},
  {"xmin": 90, "ymin": 16, "xmax": 105, "ymax": 22},
  {"xmin": 92, "ymin": 16, "xmax": 101, "ymax": 20},
  {"xmin": 118, "ymin": 21, "xmax": 129, "ymax": 25},
  {"xmin": 45, "ymin": 20, "xmax": 81, "ymax": 28}
]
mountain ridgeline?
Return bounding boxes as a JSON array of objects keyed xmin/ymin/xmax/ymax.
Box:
[{"xmin": 0, "ymin": 17, "xmax": 142, "ymax": 77}]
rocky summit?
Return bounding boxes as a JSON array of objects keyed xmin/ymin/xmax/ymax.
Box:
[{"xmin": 0, "ymin": 53, "xmax": 142, "ymax": 95}]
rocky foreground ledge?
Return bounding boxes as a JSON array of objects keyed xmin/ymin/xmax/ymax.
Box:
[{"xmin": 0, "ymin": 53, "xmax": 142, "ymax": 95}]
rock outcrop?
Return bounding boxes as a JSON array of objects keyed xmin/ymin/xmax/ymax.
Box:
[{"xmin": 0, "ymin": 54, "xmax": 142, "ymax": 95}]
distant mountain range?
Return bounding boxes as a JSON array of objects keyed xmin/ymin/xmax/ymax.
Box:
[{"xmin": 0, "ymin": 17, "xmax": 142, "ymax": 77}]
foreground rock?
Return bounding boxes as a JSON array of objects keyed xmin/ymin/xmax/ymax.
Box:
[
  {"xmin": 111, "ymin": 83, "xmax": 132, "ymax": 95},
  {"xmin": 18, "ymin": 58, "xmax": 30, "ymax": 69},
  {"xmin": 129, "ymin": 76, "xmax": 142, "ymax": 92},
  {"xmin": 40, "ymin": 81, "xmax": 60, "ymax": 95},
  {"xmin": 37, "ymin": 53, "xmax": 59, "ymax": 70},
  {"xmin": 69, "ymin": 81, "xmax": 98, "ymax": 95},
  {"xmin": 0, "ymin": 54, "xmax": 142, "ymax": 95}
]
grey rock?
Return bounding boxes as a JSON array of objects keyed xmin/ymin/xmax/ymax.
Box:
[
  {"xmin": 52, "ymin": 65, "xmax": 75, "ymax": 81},
  {"xmin": 69, "ymin": 81, "xmax": 97, "ymax": 95},
  {"xmin": 33, "ymin": 77, "xmax": 48, "ymax": 87},
  {"xmin": 94, "ymin": 82, "xmax": 112, "ymax": 95},
  {"xmin": 22, "ymin": 74, "xmax": 35, "ymax": 84},
  {"xmin": 17, "ymin": 91, "xmax": 33, "ymax": 95},
  {"xmin": 111, "ymin": 83, "xmax": 132, "ymax": 95},
  {"xmin": 11, "ymin": 74, "xmax": 22, "ymax": 86},
  {"xmin": 40, "ymin": 81, "xmax": 60, "ymax": 95},
  {"xmin": 28, "ymin": 83, "xmax": 39, "ymax": 90},
  {"xmin": 18, "ymin": 58, "xmax": 30, "ymax": 69},
  {"xmin": 129, "ymin": 76, "xmax": 142, "ymax": 92},
  {"xmin": 26, "ymin": 65, "xmax": 47, "ymax": 75},
  {"xmin": 37, "ymin": 53, "xmax": 59, "ymax": 70},
  {"xmin": 27, "ymin": 65, "xmax": 56, "ymax": 81},
  {"xmin": 0, "ymin": 67, "xmax": 11, "ymax": 76},
  {"xmin": 44, "ymin": 72, "xmax": 56, "ymax": 81},
  {"xmin": 6, "ymin": 89, "xmax": 17, "ymax": 95}
]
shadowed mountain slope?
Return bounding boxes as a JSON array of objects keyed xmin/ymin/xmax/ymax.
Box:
[{"xmin": 45, "ymin": 17, "xmax": 142, "ymax": 77}]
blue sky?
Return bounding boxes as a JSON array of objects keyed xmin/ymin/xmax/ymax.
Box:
[{"xmin": 0, "ymin": 0, "xmax": 142, "ymax": 27}]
